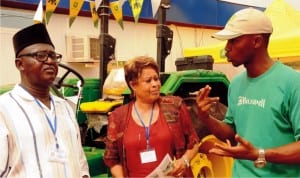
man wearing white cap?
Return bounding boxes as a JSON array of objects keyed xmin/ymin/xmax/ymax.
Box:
[
  {"xmin": 196, "ymin": 8, "xmax": 300, "ymax": 177},
  {"xmin": 0, "ymin": 23, "xmax": 90, "ymax": 178}
]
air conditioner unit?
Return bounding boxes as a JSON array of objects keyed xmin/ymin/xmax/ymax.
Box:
[{"xmin": 66, "ymin": 35, "xmax": 100, "ymax": 62}]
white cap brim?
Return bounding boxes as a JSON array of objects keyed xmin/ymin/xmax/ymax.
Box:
[{"xmin": 212, "ymin": 29, "xmax": 242, "ymax": 40}]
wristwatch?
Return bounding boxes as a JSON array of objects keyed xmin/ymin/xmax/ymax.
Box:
[{"xmin": 254, "ymin": 148, "xmax": 267, "ymax": 168}]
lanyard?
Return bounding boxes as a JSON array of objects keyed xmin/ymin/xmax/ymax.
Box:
[
  {"xmin": 134, "ymin": 103, "xmax": 155, "ymax": 150},
  {"xmin": 34, "ymin": 97, "xmax": 59, "ymax": 149},
  {"xmin": 18, "ymin": 84, "xmax": 59, "ymax": 149}
]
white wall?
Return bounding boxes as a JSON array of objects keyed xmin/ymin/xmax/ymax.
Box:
[
  {"xmin": 0, "ymin": 7, "xmax": 243, "ymax": 86},
  {"xmin": 0, "ymin": 27, "xmax": 20, "ymax": 85}
]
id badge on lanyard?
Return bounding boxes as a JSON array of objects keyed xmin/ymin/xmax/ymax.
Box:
[
  {"xmin": 140, "ymin": 148, "xmax": 157, "ymax": 163},
  {"xmin": 134, "ymin": 103, "xmax": 157, "ymax": 164},
  {"xmin": 48, "ymin": 139, "xmax": 67, "ymax": 164}
]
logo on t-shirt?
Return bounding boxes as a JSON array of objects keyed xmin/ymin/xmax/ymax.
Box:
[{"xmin": 237, "ymin": 96, "xmax": 265, "ymax": 108}]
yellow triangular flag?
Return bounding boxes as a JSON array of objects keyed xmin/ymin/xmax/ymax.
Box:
[
  {"xmin": 33, "ymin": 0, "xmax": 44, "ymax": 24},
  {"xmin": 90, "ymin": 1, "xmax": 99, "ymax": 28},
  {"xmin": 128, "ymin": 0, "xmax": 144, "ymax": 23},
  {"xmin": 110, "ymin": 0, "xmax": 124, "ymax": 29},
  {"xmin": 46, "ymin": 0, "xmax": 60, "ymax": 24},
  {"xmin": 69, "ymin": 0, "xmax": 84, "ymax": 27}
]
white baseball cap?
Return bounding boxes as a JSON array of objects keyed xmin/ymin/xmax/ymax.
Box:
[{"xmin": 212, "ymin": 8, "xmax": 273, "ymax": 40}]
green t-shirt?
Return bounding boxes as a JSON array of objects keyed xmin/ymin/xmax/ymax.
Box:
[{"xmin": 224, "ymin": 61, "xmax": 300, "ymax": 177}]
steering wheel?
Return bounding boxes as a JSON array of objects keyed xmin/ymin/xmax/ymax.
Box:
[{"xmin": 51, "ymin": 63, "xmax": 85, "ymax": 98}]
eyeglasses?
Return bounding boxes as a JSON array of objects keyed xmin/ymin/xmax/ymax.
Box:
[{"xmin": 18, "ymin": 51, "xmax": 62, "ymax": 63}]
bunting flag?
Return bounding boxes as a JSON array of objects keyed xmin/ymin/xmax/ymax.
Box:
[
  {"xmin": 151, "ymin": 0, "xmax": 160, "ymax": 17},
  {"xmin": 90, "ymin": 1, "xmax": 99, "ymax": 28},
  {"xmin": 95, "ymin": 0, "xmax": 103, "ymax": 11},
  {"xmin": 69, "ymin": 0, "xmax": 84, "ymax": 27},
  {"xmin": 33, "ymin": 0, "xmax": 44, "ymax": 23},
  {"xmin": 119, "ymin": 0, "xmax": 127, "ymax": 9},
  {"xmin": 119, "ymin": 0, "xmax": 127, "ymax": 7},
  {"xmin": 128, "ymin": 0, "xmax": 144, "ymax": 23},
  {"xmin": 45, "ymin": 0, "xmax": 60, "ymax": 24},
  {"xmin": 110, "ymin": 0, "xmax": 124, "ymax": 29}
]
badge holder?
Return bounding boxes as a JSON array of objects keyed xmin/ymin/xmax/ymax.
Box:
[
  {"xmin": 140, "ymin": 147, "xmax": 157, "ymax": 164},
  {"xmin": 48, "ymin": 142, "xmax": 66, "ymax": 164}
]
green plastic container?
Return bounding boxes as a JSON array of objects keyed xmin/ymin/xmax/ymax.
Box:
[{"xmin": 84, "ymin": 147, "xmax": 109, "ymax": 177}]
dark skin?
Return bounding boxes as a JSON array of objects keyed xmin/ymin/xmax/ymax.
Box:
[
  {"xmin": 15, "ymin": 43, "xmax": 58, "ymax": 108},
  {"xmin": 225, "ymin": 34, "xmax": 274, "ymax": 77},
  {"xmin": 15, "ymin": 43, "xmax": 90, "ymax": 178},
  {"xmin": 196, "ymin": 34, "xmax": 300, "ymax": 164}
]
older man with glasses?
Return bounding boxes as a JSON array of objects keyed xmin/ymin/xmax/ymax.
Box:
[{"xmin": 0, "ymin": 23, "xmax": 90, "ymax": 178}]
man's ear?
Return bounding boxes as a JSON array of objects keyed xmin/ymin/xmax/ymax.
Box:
[
  {"xmin": 253, "ymin": 35, "xmax": 263, "ymax": 48},
  {"xmin": 15, "ymin": 58, "xmax": 24, "ymax": 71}
]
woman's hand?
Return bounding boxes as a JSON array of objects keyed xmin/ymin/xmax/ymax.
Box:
[{"xmin": 168, "ymin": 157, "xmax": 189, "ymax": 177}]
